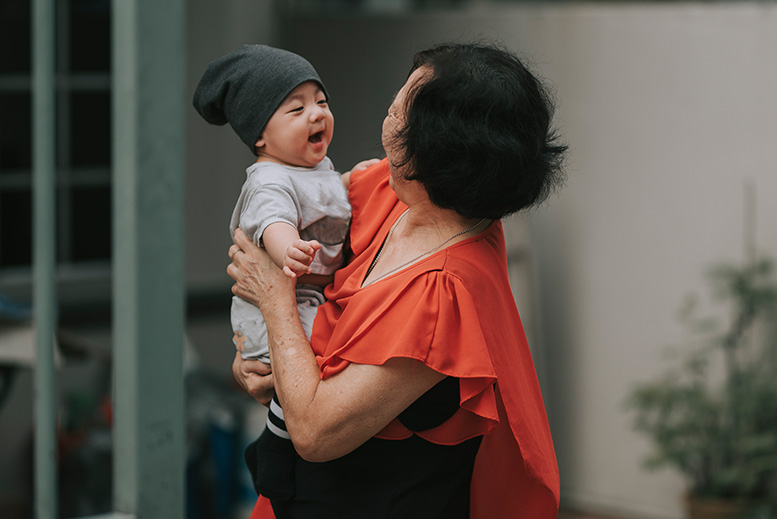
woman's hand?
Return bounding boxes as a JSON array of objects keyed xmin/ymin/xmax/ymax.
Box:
[
  {"xmin": 227, "ymin": 228, "xmax": 294, "ymax": 310},
  {"xmin": 348, "ymin": 158, "xmax": 381, "ymax": 173},
  {"xmin": 342, "ymin": 158, "xmax": 381, "ymax": 188},
  {"xmin": 232, "ymin": 352, "xmax": 274, "ymax": 406}
]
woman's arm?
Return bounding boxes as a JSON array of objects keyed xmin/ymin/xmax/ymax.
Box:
[{"xmin": 228, "ymin": 228, "xmax": 445, "ymax": 462}]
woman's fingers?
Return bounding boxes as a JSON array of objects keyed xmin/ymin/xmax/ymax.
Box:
[
  {"xmin": 349, "ymin": 158, "xmax": 381, "ymax": 173},
  {"xmin": 241, "ymin": 354, "xmax": 272, "ymax": 376},
  {"xmin": 233, "ymin": 227, "xmax": 255, "ymax": 251},
  {"xmin": 231, "ymin": 228, "xmax": 279, "ymax": 272},
  {"xmin": 357, "ymin": 158, "xmax": 381, "ymax": 170},
  {"xmin": 228, "ymin": 227, "xmax": 294, "ymax": 307}
]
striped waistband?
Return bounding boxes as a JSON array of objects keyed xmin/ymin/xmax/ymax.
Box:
[{"xmin": 266, "ymin": 393, "xmax": 290, "ymax": 440}]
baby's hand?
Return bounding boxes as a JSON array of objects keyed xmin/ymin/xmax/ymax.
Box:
[{"xmin": 282, "ymin": 240, "xmax": 321, "ymax": 279}]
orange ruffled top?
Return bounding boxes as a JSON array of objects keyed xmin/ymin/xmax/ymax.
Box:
[{"xmin": 251, "ymin": 159, "xmax": 559, "ymax": 519}]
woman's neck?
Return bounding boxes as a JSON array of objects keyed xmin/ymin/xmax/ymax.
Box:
[
  {"xmin": 361, "ymin": 202, "xmax": 489, "ymax": 288},
  {"xmin": 398, "ymin": 203, "xmax": 483, "ymax": 245}
]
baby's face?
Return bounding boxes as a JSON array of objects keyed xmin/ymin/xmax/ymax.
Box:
[{"xmin": 254, "ymin": 81, "xmax": 334, "ymax": 168}]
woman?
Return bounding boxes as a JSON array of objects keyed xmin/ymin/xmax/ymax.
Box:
[{"xmin": 228, "ymin": 43, "xmax": 566, "ymax": 519}]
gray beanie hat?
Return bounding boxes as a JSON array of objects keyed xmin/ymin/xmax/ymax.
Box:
[{"xmin": 193, "ymin": 44, "xmax": 329, "ymax": 155}]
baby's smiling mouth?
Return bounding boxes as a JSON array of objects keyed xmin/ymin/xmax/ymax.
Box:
[{"xmin": 308, "ymin": 131, "xmax": 324, "ymax": 144}]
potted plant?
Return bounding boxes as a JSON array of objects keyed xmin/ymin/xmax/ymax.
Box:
[{"xmin": 626, "ymin": 255, "xmax": 777, "ymax": 519}]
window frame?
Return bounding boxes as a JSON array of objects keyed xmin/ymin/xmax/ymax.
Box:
[{"xmin": 0, "ymin": 0, "xmax": 113, "ymax": 307}]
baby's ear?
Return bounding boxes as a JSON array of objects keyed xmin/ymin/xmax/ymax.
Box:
[{"xmin": 254, "ymin": 135, "xmax": 265, "ymax": 149}]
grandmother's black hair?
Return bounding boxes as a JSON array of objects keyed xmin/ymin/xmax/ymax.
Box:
[{"xmin": 390, "ymin": 43, "xmax": 567, "ymax": 219}]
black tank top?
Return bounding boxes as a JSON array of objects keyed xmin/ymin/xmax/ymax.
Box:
[{"xmin": 245, "ymin": 377, "xmax": 482, "ymax": 519}]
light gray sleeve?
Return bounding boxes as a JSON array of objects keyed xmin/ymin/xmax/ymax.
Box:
[{"xmin": 239, "ymin": 182, "xmax": 301, "ymax": 244}]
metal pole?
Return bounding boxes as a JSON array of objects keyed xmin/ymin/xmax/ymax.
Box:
[
  {"xmin": 112, "ymin": 0, "xmax": 186, "ymax": 516},
  {"xmin": 32, "ymin": 0, "xmax": 58, "ymax": 517}
]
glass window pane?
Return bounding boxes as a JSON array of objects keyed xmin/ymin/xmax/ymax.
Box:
[
  {"xmin": 0, "ymin": 93, "xmax": 32, "ymax": 172},
  {"xmin": 0, "ymin": 0, "xmax": 31, "ymax": 74},
  {"xmin": 69, "ymin": 0, "xmax": 111, "ymax": 72},
  {"xmin": 0, "ymin": 189, "xmax": 32, "ymax": 267},
  {"xmin": 70, "ymin": 186, "xmax": 111, "ymax": 261},
  {"xmin": 70, "ymin": 92, "xmax": 110, "ymax": 167}
]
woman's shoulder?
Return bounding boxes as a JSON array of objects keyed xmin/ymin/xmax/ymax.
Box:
[
  {"xmin": 347, "ymin": 160, "xmax": 402, "ymax": 256},
  {"xmin": 349, "ymin": 157, "xmax": 389, "ymax": 190},
  {"xmin": 348, "ymin": 159, "xmax": 392, "ymax": 215},
  {"xmin": 438, "ymin": 221, "xmax": 508, "ymax": 284}
]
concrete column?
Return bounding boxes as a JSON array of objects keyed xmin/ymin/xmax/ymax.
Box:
[
  {"xmin": 32, "ymin": 0, "xmax": 58, "ymax": 516},
  {"xmin": 112, "ymin": 0, "xmax": 186, "ymax": 516}
]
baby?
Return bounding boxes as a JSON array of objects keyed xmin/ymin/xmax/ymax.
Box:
[{"xmin": 193, "ymin": 44, "xmax": 350, "ymax": 373}]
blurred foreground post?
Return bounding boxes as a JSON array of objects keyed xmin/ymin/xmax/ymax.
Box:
[
  {"xmin": 112, "ymin": 0, "xmax": 186, "ymax": 516},
  {"xmin": 32, "ymin": 0, "xmax": 57, "ymax": 517}
]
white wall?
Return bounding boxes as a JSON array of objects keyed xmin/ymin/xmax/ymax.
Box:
[
  {"xmin": 526, "ymin": 6, "xmax": 777, "ymax": 518},
  {"xmin": 272, "ymin": 5, "xmax": 777, "ymax": 518}
]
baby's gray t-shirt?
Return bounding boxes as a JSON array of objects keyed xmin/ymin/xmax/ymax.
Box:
[
  {"xmin": 229, "ymin": 157, "xmax": 351, "ymax": 361},
  {"xmin": 229, "ymin": 157, "xmax": 351, "ymax": 274}
]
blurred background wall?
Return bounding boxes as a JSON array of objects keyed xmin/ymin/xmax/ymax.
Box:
[{"xmin": 1, "ymin": 1, "xmax": 776, "ymax": 518}]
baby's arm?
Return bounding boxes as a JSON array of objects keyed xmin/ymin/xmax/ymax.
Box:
[{"xmin": 261, "ymin": 222, "xmax": 321, "ymax": 279}]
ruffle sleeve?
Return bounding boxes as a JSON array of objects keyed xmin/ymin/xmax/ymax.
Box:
[{"xmin": 314, "ymin": 268, "xmax": 500, "ymax": 444}]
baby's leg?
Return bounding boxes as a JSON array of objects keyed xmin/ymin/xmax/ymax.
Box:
[
  {"xmin": 231, "ymin": 296, "xmax": 271, "ymax": 363},
  {"xmin": 295, "ymin": 285, "xmax": 326, "ymax": 338}
]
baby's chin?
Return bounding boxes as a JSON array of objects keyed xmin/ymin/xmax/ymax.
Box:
[
  {"xmin": 300, "ymin": 149, "xmax": 329, "ymax": 168},
  {"xmin": 305, "ymin": 143, "xmax": 329, "ymax": 163}
]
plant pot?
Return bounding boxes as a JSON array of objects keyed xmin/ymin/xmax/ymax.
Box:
[{"xmin": 686, "ymin": 495, "xmax": 753, "ymax": 519}]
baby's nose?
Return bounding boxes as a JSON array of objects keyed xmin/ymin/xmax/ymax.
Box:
[{"xmin": 310, "ymin": 107, "xmax": 325, "ymax": 122}]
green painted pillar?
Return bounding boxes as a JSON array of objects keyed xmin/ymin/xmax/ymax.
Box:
[
  {"xmin": 32, "ymin": 0, "xmax": 57, "ymax": 517},
  {"xmin": 112, "ymin": 0, "xmax": 186, "ymax": 517}
]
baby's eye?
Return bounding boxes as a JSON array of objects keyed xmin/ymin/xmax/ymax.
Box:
[
  {"xmin": 317, "ymin": 99, "xmax": 327, "ymax": 106},
  {"xmin": 289, "ymin": 106, "xmax": 304, "ymax": 113}
]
